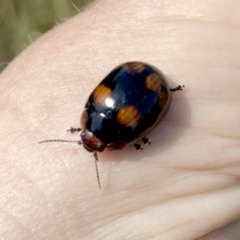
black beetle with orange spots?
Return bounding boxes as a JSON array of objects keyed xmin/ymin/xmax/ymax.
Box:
[{"xmin": 39, "ymin": 62, "xmax": 184, "ymax": 188}]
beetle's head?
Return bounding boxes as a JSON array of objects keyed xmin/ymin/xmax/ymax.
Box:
[{"xmin": 81, "ymin": 129, "xmax": 106, "ymax": 152}]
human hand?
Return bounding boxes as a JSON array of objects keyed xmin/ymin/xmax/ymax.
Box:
[{"xmin": 0, "ymin": 1, "xmax": 240, "ymax": 239}]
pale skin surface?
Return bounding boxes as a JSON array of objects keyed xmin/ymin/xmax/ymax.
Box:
[{"xmin": 0, "ymin": 0, "xmax": 240, "ymax": 239}]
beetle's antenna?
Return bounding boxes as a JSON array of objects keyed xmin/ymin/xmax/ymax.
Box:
[
  {"xmin": 39, "ymin": 139, "xmax": 82, "ymax": 145},
  {"xmin": 39, "ymin": 140, "xmax": 101, "ymax": 189},
  {"xmin": 94, "ymin": 152, "xmax": 101, "ymax": 189}
]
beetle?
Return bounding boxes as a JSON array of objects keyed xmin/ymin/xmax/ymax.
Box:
[{"xmin": 39, "ymin": 62, "xmax": 184, "ymax": 188}]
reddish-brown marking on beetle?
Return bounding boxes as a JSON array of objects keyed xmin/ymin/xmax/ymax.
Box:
[
  {"xmin": 81, "ymin": 129, "xmax": 106, "ymax": 152},
  {"xmin": 145, "ymin": 73, "xmax": 162, "ymax": 92},
  {"xmin": 107, "ymin": 141, "xmax": 127, "ymax": 150},
  {"xmin": 92, "ymin": 84, "xmax": 112, "ymax": 106},
  {"xmin": 116, "ymin": 105, "xmax": 141, "ymax": 127},
  {"xmin": 80, "ymin": 111, "xmax": 87, "ymax": 127},
  {"xmin": 158, "ymin": 90, "xmax": 168, "ymax": 109},
  {"xmin": 124, "ymin": 62, "xmax": 146, "ymax": 74}
]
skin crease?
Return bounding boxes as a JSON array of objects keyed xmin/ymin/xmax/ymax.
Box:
[{"xmin": 0, "ymin": 0, "xmax": 240, "ymax": 239}]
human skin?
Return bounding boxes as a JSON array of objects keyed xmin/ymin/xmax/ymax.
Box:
[{"xmin": 0, "ymin": 0, "xmax": 240, "ymax": 239}]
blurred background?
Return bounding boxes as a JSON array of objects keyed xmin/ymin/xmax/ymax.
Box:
[{"xmin": 0, "ymin": 0, "xmax": 92, "ymax": 72}]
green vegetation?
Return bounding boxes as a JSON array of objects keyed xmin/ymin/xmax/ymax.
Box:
[{"xmin": 0, "ymin": 0, "xmax": 91, "ymax": 71}]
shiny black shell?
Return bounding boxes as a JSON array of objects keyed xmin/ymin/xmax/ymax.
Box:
[{"xmin": 81, "ymin": 62, "xmax": 171, "ymax": 152}]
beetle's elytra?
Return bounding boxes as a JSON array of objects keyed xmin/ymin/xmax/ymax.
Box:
[
  {"xmin": 81, "ymin": 62, "xmax": 173, "ymax": 152},
  {"xmin": 39, "ymin": 62, "xmax": 184, "ymax": 188}
]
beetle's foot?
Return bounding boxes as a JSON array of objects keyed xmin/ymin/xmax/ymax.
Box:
[
  {"xmin": 170, "ymin": 84, "xmax": 185, "ymax": 92},
  {"xmin": 67, "ymin": 127, "xmax": 81, "ymax": 134},
  {"xmin": 142, "ymin": 137, "xmax": 151, "ymax": 145},
  {"xmin": 134, "ymin": 143, "xmax": 143, "ymax": 151}
]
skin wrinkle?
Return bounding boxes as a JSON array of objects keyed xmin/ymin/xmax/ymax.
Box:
[
  {"xmin": 84, "ymin": 187, "xmax": 240, "ymax": 239},
  {"xmin": 77, "ymin": 167, "xmax": 238, "ymax": 236},
  {"xmin": 198, "ymin": 219, "xmax": 240, "ymax": 240}
]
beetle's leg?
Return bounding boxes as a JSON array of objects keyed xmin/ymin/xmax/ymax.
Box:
[
  {"xmin": 67, "ymin": 127, "xmax": 81, "ymax": 133},
  {"xmin": 170, "ymin": 84, "xmax": 185, "ymax": 92},
  {"xmin": 142, "ymin": 137, "xmax": 151, "ymax": 145},
  {"xmin": 134, "ymin": 143, "xmax": 143, "ymax": 151}
]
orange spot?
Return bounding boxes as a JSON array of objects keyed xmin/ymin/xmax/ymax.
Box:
[
  {"xmin": 145, "ymin": 73, "xmax": 162, "ymax": 92},
  {"xmin": 129, "ymin": 62, "xmax": 145, "ymax": 73},
  {"xmin": 116, "ymin": 106, "xmax": 141, "ymax": 127},
  {"xmin": 92, "ymin": 84, "xmax": 111, "ymax": 106},
  {"xmin": 124, "ymin": 62, "xmax": 146, "ymax": 74}
]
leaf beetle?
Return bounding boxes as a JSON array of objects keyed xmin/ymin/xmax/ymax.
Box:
[{"xmin": 39, "ymin": 62, "xmax": 184, "ymax": 188}]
